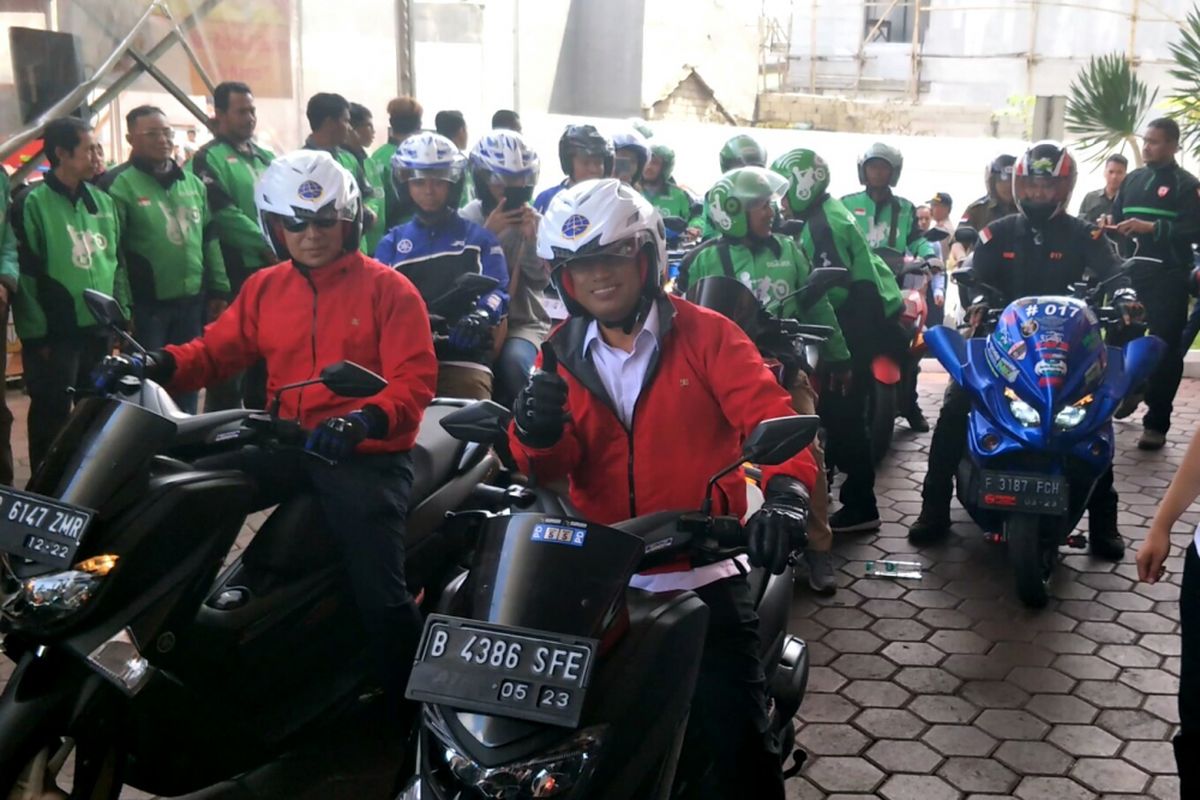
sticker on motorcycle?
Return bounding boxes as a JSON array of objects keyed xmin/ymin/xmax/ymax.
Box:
[
  {"xmin": 986, "ymin": 339, "xmax": 1020, "ymax": 383},
  {"xmin": 1020, "ymin": 318, "xmax": 1039, "ymax": 337},
  {"xmin": 1084, "ymin": 359, "xmax": 1104, "ymax": 386},
  {"xmin": 1036, "ymin": 331, "xmax": 1069, "ymax": 352},
  {"xmin": 1035, "ymin": 358, "xmax": 1068, "ymax": 378},
  {"xmin": 1008, "ymin": 341, "xmax": 1027, "ymax": 360},
  {"xmin": 531, "ymin": 523, "xmax": 587, "ymax": 547}
]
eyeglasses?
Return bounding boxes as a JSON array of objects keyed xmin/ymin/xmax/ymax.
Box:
[
  {"xmin": 135, "ymin": 128, "xmax": 175, "ymax": 140},
  {"xmin": 280, "ymin": 217, "xmax": 341, "ymax": 233}
]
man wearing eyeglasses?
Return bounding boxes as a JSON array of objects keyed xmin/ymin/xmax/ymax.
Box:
[{"xmin": 98, "ymin": 105, "xmax": 229, "ymax": 412}]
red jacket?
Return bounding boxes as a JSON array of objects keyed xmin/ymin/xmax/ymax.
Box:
[
  {"xmin": 166, "ymin": 250, "xmax": 437, "ymax": 453},
  {"xmin": 510, "ymin": 295, "xmax": 817, "ymax": 525}
]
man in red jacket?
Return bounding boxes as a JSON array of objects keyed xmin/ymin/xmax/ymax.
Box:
[
  {"xmin": 511, "ymin": 179, "xmax": 816, "ymax": 799},
  {"xmin": 98, "ymin": 151, "xmax": 437, "ymax": 711}
]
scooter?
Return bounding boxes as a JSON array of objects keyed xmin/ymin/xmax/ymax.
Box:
[
  {"xmin": 397, "ymin": 406, "xmax": 819, "ymax": 799},
  {"xmin": 0, "ymin": 291, "xmax": 499, "ymax": 798},
  {"xmin": 925, "ymin": 262, "xmax": 1164, "ymax": 608}
]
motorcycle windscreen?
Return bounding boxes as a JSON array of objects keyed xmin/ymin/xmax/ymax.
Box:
[
  {"xmin": 392, "ymin": 248, "xmax": 483, "ymax": 320},
  {"xmin": 684, "ymin": 275, "xmax": 764, "ymax": 338},
  {"xmin": 28, "ymin": 397, "xmax": 176, "ymax": 511},
  {"xmin": 464, "ymin": 513, "xmax": 644, "ymax": 640}
]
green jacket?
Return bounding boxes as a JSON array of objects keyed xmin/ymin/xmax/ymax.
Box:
[
  {"xmin": 643, "ymin": 181, "xmax": 701, "ymax": 227},
  {"xmin": 306, "ymin": 139, "xmax": 376, "ymax": 254},
  {"xmin": 10, "ymin": 173, "xmax": 130, "ymax": 342},
  {"xmin": 682, "ymin": 233, "xmax": 851, "ymax": 365},
  {"xmin": 98, "ymin": 159, "xmax": 229, "ymax": 305},
  {"xmin": 188, "ymin": 136, "xmax": 274, "ymax": 292},
  {"xmin": 351, "ymin": 146, "xmax": 388, "ymax": 255},
  {"xmin": 795, "ymin": 195, "xmax": 904, "ymax": 360},
  {"xmin": 840, "ymin": 190, "xmax": 938, "ymax": 260},
  {"xmin": 0, "ymin": 171, "xmax": 19, "ymax": 292}
]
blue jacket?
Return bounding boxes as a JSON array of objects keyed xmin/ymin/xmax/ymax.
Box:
[
  {"xmin": 533, "ymin": 180, "xmax": 569, "ymax": 214},
  {"xmin": 375, "ymin": 213, "xmax": 509, "ymax": 317}
]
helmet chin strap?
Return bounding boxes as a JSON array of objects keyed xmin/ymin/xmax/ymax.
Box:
[{"xmin": 597, "ymin": 294, "xmax": 653, "ymax": 334}]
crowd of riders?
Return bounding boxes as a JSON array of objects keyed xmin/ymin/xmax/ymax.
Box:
[{"xmin": 3, "ymin": 77, "xmax": 1198, "ymax": 796}]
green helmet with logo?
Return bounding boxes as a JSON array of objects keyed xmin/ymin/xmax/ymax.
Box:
[
  {"xmin": 770, "ymin": 148, "xmax": 831, "ymax": 214},
  {"xmin": 706, "ymin": 166, "xmax": 789, "ymax": 239},
  {"xmin": 649, "ymin": 142, "xmax": 676, "ymax": 182},
  {"xmin": 719, "ymin": 134, "xmax": 768, "ymax": 173}
]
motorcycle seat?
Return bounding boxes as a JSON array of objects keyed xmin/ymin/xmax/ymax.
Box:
[
  {"xmin": 242, "ymin": 495, "xmax": 340, "ymax": 576},
  {"xmin": 746, "ymin": 566, "xmax": 769, "ymax": 605},
  {"xmin": 410, "ymin": 400, "xmax": 470, "ymax": 506}
]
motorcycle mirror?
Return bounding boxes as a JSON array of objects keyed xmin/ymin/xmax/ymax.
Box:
[
  {"xmin": 440, "ymin": 400, "xmax": 513, "ymax": 444},
  {"xmin": 923, "ymin": 226, "xmax": 950, "ymax": 243},
  {"xmin": 319, "ymin": 361, "xmax": 388, "ymax": 398},
  {"xmin": 662, "ymin": 216, "xmax": 689, "ymax": 234},
  {"xmin": 777, "ymin": 219, "xmax": 806, "ymax": 238},
  {"xmin": 742, "ymin": 415, "xmax": 820, "ymax": 466},
  {"xmin": 796, "ymin": 267, "xmax": 851, "ymax": 311},
  {"xmin": 952, "ymin": 266, "xmax": 976, "ymax": 287},
  {"xmin": 454, "ymin": 273, "xmax": 501, "ymax": 296},
  {"xmin": 954, "ymin": 226, "xmax": 979, "ymax": 247},
  {"xmin": 900, "ymin": 264, "xmax": 929, "ymax": 279},
  {"xmin": 83, "ymin": 290, "xmax": 124, "ymax": 328}
]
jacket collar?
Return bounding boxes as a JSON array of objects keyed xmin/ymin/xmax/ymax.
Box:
[
  {"xmin": 549, "ymin": 293, "xmax": 677, "ymax": 423},
  {"xmin": 130, "ymin": 156, "xmax": 185, "ymax": 189},
  {"xmin": 44, "ymin": 171, "xmax": 98, "ymax": 212},
  {"xmin": 216, "ymin": 134, "xmax": 270, "ymax": 162},
  {"xmin": 289, "ymin": 249, "xmax": 364, "ymax": 287}
]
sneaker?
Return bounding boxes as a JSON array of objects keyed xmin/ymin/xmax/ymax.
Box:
[
  {"xmin": 830, "ymin": 505, "xmax": 881, "ymax": 533},
  {"xmin": 1114, "ymin": 393, "xmax": 1143, "ymax": 420},
  {"xmin": 1138, "ymin": 429, "xmax": 1166, "ymax": 451},
  {"xmin": 1088, "ymin": 528, "xmax": 1126, "ymax": 561},
  {"xmin": 908, "ymin": 511, "xmax": 951, "ymax": 545},
  {"xmin": 804, "ymin": 550, "xmax": 838, "ymax": 595},
  {"xmin": 904, "ymin": 410, "xmax": 930, "ymax": 433}
]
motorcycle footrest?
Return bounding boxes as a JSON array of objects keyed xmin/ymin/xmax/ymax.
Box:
[{"xmin": 783, "ymin": 749, "xmax": 808, "ymax": 779}]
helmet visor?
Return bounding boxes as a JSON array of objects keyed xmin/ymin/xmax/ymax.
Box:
[
  {"xmin": 397, "ymin": 164, "xmax": 463, "ymax": 184},
  {"xmin": 1014, "ymin": 174, "xmax": 1071, "ymax": 207},
  {"xmin": 613, "ymin": 152, "xmax": 641, "ymax": 182},
  {"xmin": 551, "ymin": 235, "xmax": 643, "ymax": 271}
]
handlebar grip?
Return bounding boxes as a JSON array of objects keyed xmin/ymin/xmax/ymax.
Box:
[{"xmin": 710, "ymin": 516, "xmax": 745, "ymax": 548}]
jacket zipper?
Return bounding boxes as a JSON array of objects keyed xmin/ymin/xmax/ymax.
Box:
[{"xmin": 298, "ymin": 270, "xmax": 319, "ymax": 416}]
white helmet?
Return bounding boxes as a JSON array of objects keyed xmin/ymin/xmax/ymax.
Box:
[
  {"xmin": 391, "ymin": 131, "xmax": 468, "ymax": 208},
  {"xmin": 538, "ymin": 178, "xmax": 667, "ymax": 322},
  {"xmin": 469, "ymin": 129, "xmax": 540, "ymax": 210},
  {"xmin": 611, "ymin": 128, "xmax": 651, "ymax": 185},
  {"xmin": 255, "ymin": 149, "xmax": 362, "ymax": 258}
]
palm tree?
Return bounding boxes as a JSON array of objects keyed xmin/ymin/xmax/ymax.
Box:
[
  {"xmin": 1064, "ymin": 53, "xmax": 1157, "ymax": 167},
  {"xmin": 1168, "ymin": 6, "xmax": 1200, "ymax": 158}
]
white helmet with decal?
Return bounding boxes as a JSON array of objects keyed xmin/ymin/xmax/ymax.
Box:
[{"xmin": 255, "ymin": 149, "xmax": 361, "ymax": 258}]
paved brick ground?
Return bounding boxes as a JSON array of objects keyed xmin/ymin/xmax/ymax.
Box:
[{"xmin": 1, "ymin": 373, "xmax": 1195, "ymax": 799}]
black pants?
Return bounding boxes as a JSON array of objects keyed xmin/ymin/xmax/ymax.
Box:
[
  {"xmin": 1178, "ymin": 543, "xmax": 1200, "ymax": 795},
  {"xmin": 1135, "ymin": 271, "xmax": 1189, "ymax": 434},
  {"xmin": 921, "ymin": 382, "xmax": 1118, "ymax": 520},
  {"xmin": 818, "ymin": 360, "xmax": 877, "ymax": 512},
  {"xmin": 687, "ymin": 576, "xmax": 784, "ymax": 800},
  {"xmin": 197, "ymin": 446, "xmax": 422, "ymax": 706},
  {"xmin": 23, "ymin": 335, "xmax": 109, "ymax": 476}
]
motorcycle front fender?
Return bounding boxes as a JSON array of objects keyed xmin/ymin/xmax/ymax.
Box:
[
  {"xmin": 923, "ymin": 324, "xmax": 967, "ymax": 386},
  {"xmin": 871, "ymin": 355, "xmax": 902, "ymax": 385}
]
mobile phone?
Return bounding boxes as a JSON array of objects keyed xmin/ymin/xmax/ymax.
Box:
[{"xmin": 503, "ymin": 186, "xmax": 533, "ymax": 211}]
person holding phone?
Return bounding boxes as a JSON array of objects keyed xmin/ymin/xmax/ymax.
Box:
[{"xmin": 460, "ymin": 130, "xmax": 548, "ymax": 407}]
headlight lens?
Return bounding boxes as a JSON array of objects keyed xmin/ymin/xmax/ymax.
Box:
[
  {"xmin": 4, "ymin": 570, "xmax": 101, "ymax": 625},
  {"xmin": 432, "ymin": 715, "xmax": 606, "ymax": 798},
  {"xmin": 1008, "ymin": 397, "xmax": 1041, "ymax": 427},
  {"xmin": 1054, "ymin": 405, "xmax": 1088, "ymax": 429}
]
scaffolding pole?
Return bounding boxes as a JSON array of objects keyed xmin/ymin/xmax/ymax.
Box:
[{"xmin": 910, "ymin": 0, "xmax": 922, "ymax": 101}]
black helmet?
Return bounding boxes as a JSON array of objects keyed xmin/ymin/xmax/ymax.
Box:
[
  {"xmin": 557, "ymin": 124, "xmax": 614, "ymax": 179},
  {"xmin": 1013, "ymin": 141, "xmax": 1077, "ymax": 227},
  {"xmin": 987, "ymin": 154, "xmax": 1017, "ymax": 197}
]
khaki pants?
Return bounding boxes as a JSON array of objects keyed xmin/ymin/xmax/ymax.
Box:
[
  {"xmin": 788, "ymin": 371, "xmax": 831, "ymax": 553},
  {"xmin": 437, "ymin": 363, "xmax": 493, "ymax": 401}
]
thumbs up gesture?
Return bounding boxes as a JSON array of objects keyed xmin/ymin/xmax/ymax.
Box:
[{"xmin": 513, "ymin": 341, "xmax": 571, "ymax": 449}]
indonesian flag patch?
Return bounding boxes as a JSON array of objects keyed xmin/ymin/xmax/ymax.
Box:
[
  {"xmin": 137, "ymin": 197, "xmax": 151, "ymax": 207},
  {"xmin": 978, "ymin": 226, "xmax": 992, "ymax": 245}
]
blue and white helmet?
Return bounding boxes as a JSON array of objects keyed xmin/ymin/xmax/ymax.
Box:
[
  {"xmin": 611, "ymin": 128, "xmax": 651, "ymax": 185},
  {"xmin": 470, "ymin": 129, "xmax": 540, "ymax": 187},
  {"xmin": 391, "ymin": 131, "xmax": 468, "ymax": 207},
  {"xmin": 255, "ymin": 150, "xmax": 362, "ymax": 258}
]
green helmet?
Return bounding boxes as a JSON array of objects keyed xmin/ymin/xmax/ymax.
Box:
[
  {"xmin": 706, "ymin": 166, "xmax": 788, "ymax": 239},
  {"xmin": 719, "ymin": 134, "xmax": 768, "ymax": 173},
  {"xmin": 770, "ymin": 149, "xmax": 831, "ymax": 214},
  {"xmin": 857, "ymin": 141, "xmax": 903, "ymax": 186},
  {"xmin": 649, "ymin": 142, "xmax": 676, "ymax": 182}
]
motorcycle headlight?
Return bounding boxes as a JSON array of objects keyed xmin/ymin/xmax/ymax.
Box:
[
  {"xmin": 2, "ymin": 555, "xmax": 117, "ymax": 627},
  {"xmin": 1007, "ymin": 397, "xmax": 1041, "ymax": 427},
  {"xmin": 1054, "ymin": 394, "xmax": 1093, "ymax": 430},
  {"xmin": 432, "ymin": 717, "xmax": 606, "ymax": 798}
]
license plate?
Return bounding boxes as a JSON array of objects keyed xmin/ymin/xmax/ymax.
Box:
[
  {"xmin": 978, "ymin": 470, "xmax": 1068, "ymax": 515},
  {"xmin": 0, "ymin": 486, "xmax": 92, "ymax": 568},
  {"xmin": 406, "ymin": 614, "xmax": 597, "ymax": 728}
]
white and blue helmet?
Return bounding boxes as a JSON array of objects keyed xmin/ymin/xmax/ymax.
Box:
[
  {"xmin": 391, "ymin": 131, "xmax": 468, "ymax": 206},
  {"xmin": 611, "ymin": 128, "xmax": 651, "ymax": 185},
  {"xmin": 470, "ymin": 129, "xmax": 540, "ymax": 187},
  {"xmin": 255, "ymin": 150, "xmax": 362, "ymax": 258}
]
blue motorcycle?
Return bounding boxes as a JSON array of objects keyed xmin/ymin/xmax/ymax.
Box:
[{"xmin": 925, "ymin": 264, "xmax": 1164, "ymax": 607}]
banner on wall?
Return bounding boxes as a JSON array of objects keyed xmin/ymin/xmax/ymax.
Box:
[{"xmin": 171, "ymin": 0, "xmax": 294, "ymax": 98}]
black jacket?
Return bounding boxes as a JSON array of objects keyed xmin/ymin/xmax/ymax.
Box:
[
  {"xmin": 973, "ymin": 213, "xmax": 1122, "ymax": 303},
  {"xmin": 1111, "ymin": 161, "xmax": 1200, "ymax": 275}
]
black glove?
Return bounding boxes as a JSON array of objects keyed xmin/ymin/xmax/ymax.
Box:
[
  {"xmin": 305, "ymin": 406, "xmax": 387, "ymax": 462},
  {"xmin": 89, "ymin": 350, "xmax": 174, "ymax": 395},
  {"xmin": 746, "ymin": 476, "xmax": 810, "ymax": 575},
  {"xmin": 513, "ymin": 342, "xmax": 570, "ymax": 449},
  {"xmin": 449, "ymin": 309, "xmax": 495, "ymax": 352}
]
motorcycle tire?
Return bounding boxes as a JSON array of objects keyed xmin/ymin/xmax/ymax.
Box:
[
  {"xmin": 1007, "ymin": 513, "xmax": 1054, "ymax": 609},
  {"xmin": 0, "ymin": 735, "xmax": 123, "ymax": 800},
  {"xmin": 869, "ymin": 381, "xmax": 897, "ymax": 466}
]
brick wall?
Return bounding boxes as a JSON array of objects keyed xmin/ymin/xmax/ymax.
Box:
[{"xmin": 756, "ymin": 92, "xmax": 1027, "ymax": 139}]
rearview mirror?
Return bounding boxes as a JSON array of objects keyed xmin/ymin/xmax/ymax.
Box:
[
  {"xmin": 83, "ymin": 290, "xmax": 125, "ymax": 329},
  {"xmin": 797, "ymin": 267, "xmax": 851, "ymax": 310},
  {"xmin": 954, "ymin": 226, "xmax": 979, "ymax": 247},
  {"xmin": 440, "ymin": 400, "xmax": 512, "ymax": 444},
  {"xmin": 662, "ymin": 216, "xmax": 689, "ymax": 234},
  {"xmin": 320, "ymin": 361, "xmax": 387, "ymax": 398},
  {"xmin": 923, "ymin": 226, "xmax": 950, "ymax": 243},
  {"xmin": 777, "ymin": 219, "xmax": 805, "ymax": 238},
  {"xmin": 742, "ymin": 415, "xmax": 820, "ymax": 465},
  {"xmin": 951, "ymin": 266, "xmax": 976, "ymax": 287},
  {"xmin": 454, "ymin": 273, "xmax": 500, "ymax": 296}
]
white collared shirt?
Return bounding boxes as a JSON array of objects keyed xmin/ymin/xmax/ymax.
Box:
[{"xmin": 582, "ymin": 304, "xmax": 661, "ymax": 428}]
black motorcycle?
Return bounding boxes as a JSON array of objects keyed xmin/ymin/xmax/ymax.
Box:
[
  {"xmin": 0, "ymin": 291, "xmax": 498, "ymax": 798},
  {"xmin": 397, "ymin": 403, "xmax": 818, "ymax": 799}
]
